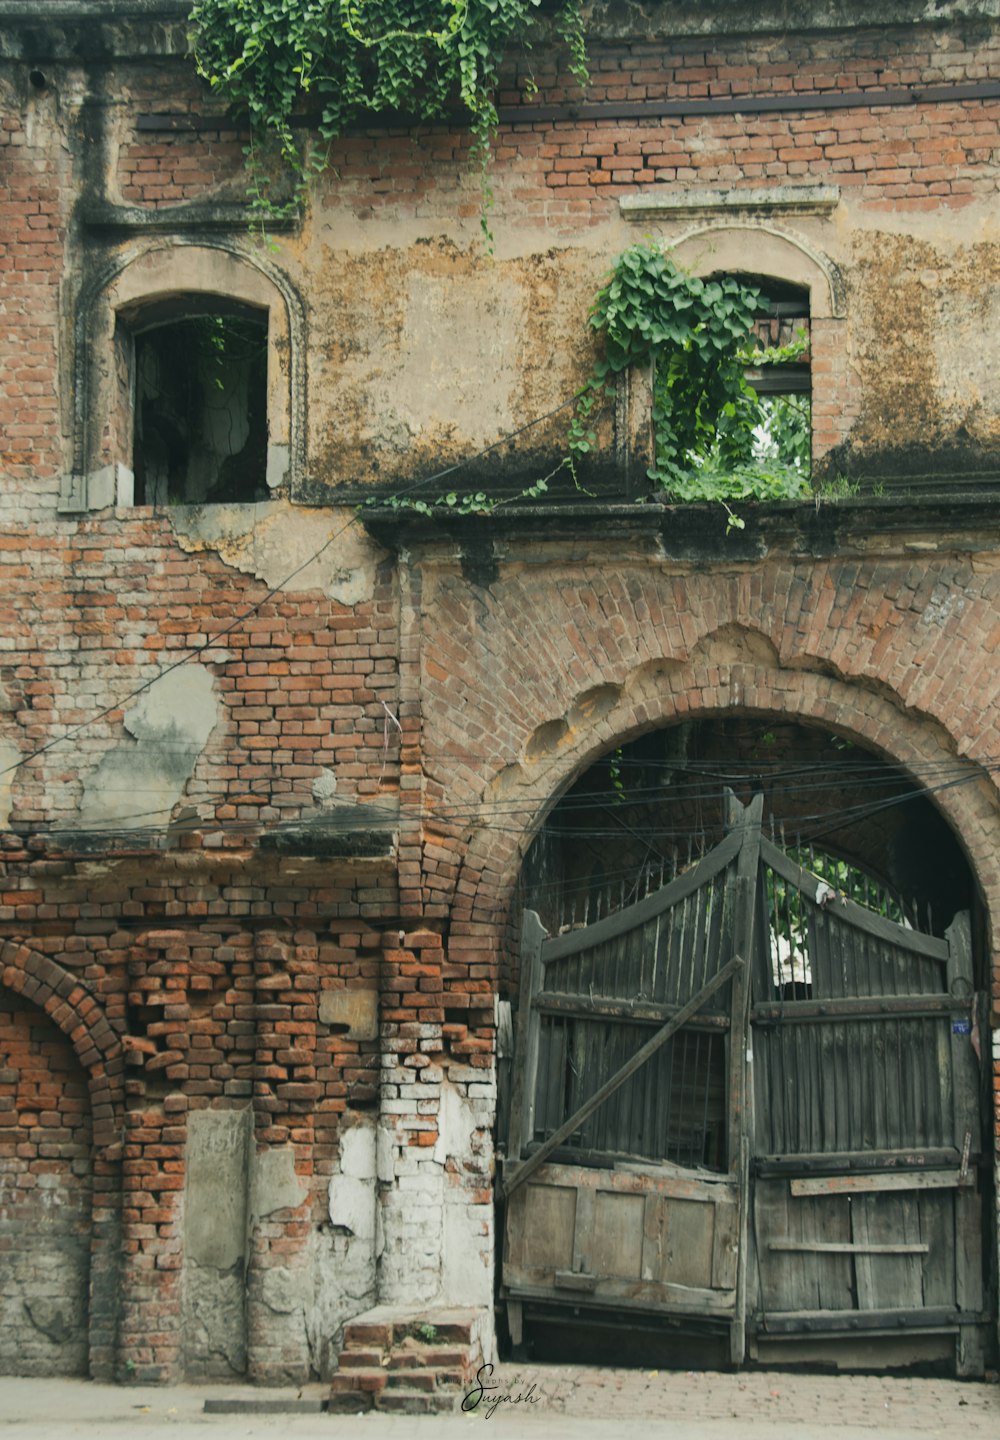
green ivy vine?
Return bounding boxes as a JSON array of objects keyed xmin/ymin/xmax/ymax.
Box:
[
  {"xmin": 570, "ymin": 242, "xmax": 813, "ymax": 525},
  {"xmin": 190, "ymin": 0, "xmax": 587, "ymax": 237}
]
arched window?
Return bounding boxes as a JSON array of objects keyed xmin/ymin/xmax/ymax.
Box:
[
  {"xmin": 665, "ymin": 223, "xmax": 847, "ymax": 476},
  {"xmin": 63, "ymin": 242, "xmax": 304, "ymax": 512},
  {"xmin": 127, "ymin": 298, "xmax": 269, "ymax": 505}
]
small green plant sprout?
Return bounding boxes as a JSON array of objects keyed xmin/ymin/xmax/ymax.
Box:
[
  {"xmin": 415, "ymin": 1321, "xmax": 439, "ymax": 1343},
  {"xmin": 608, "ymin": 745, "xmax": 626, "ymax": 803}
]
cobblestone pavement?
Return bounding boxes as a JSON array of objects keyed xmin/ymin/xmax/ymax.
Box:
[
  {"xmin": 485, "ymin": 1362, "xmax": 1000, "ymax": 1431},
  {"xmin": 0, "ymin": 1367, "xmax": 997, "ymax": 1439}
]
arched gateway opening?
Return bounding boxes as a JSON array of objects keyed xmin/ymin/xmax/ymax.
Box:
[{"xmin": 498, "ymin": 718, "xmax": 995, "ymax": 1375}]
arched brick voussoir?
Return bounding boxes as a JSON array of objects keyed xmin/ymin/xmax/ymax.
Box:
[
  {"xmin": 0, "ymin": 941, "xmax": 124, "ymax": 1153},
  {"xmin": 450, "ymin": 663, "xmax": 1000, "ymax": 975}
]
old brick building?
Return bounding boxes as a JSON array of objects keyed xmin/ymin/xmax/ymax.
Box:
[{"xmin": 0, "ymin": 0, "xmax": 998, "ymax": 1398}]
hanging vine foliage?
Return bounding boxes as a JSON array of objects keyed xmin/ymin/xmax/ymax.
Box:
[
  {"xmin": 570, "ymin": 242, "xmax": 813, "ymax": 519},
  {"xmin": 190, "ymin": 0, "xmax": 587, "ymax": 234}
]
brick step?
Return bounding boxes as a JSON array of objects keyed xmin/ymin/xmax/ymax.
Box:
[
  {"xmin": 330, "ymin": 1367, "xmax": 387, "ymax": 1395},
  {"xmin": 388, "ymin": 1347, "xmax": 469, "ymax": 1369},
  {"xmin": 333, "ymin": 1308, "xmax": 484, "ymax": 1415},
  {"xmin": 338, "ymin": 1348, "xmax": 386, "ymax": 1369},
  {"xmin": 392, "ymin": 1318, "xmax": 475, "ymax": 1345},
  {"xmin": 384, "ymin": 1367, "xmax": 466, "ymax": 1392},
  {"xmin": 342, "ymin": 1320, "xmax": 392, "ymax": 1348},
  {"xmin": 376, "ymin": 1390, "xmax": 459, "ymax": 1415},
  {"xmin": 343, "ymin": 1311, "xmax": 478, "ymax": 1350}
]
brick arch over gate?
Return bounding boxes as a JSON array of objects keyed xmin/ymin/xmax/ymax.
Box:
[
  {"xmin": 447, "ymin": 665, "xmax": 1000, "ymax": 995},
  {"xmin": 0, "ymin": 941, "xmax": 123, "ymax": 1153}
]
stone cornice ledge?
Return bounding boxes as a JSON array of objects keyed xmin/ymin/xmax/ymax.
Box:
[
  {"xmin": 621, "ymin": 185, "xmax": 841, "ymax": 222},
  {"xmin": 81, "ymin": 201, "xmax": 299, "ymax": 236},
  {"xmin": 362, "ymin": 492, "xmax": 1000, "ymax": 566}
]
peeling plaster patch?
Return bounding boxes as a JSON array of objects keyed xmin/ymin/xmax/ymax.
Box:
[
  {"xmin": 78, "ymin": 665, "xmax": 218, "ymax": 830},
  {"xmin": 252, "ymin": 1144, "xmax": 309, "ymax": 1220},
  {"xmin": 329, "ymin": 1122, "xmax": 376, "ymax": 1242},
  {"xmin": 435, "ymin": 1084, "xmax": 493, "ymax": 1308},
  {"xmin": 260, "ymin": 1267, "xmax": 302, "ymax": 1316},
  {"xmin": 182, "ymin": 1108, "xmax": 253, "ymax": 1379},
  {"xmin": 933, "ymin": 287, "xmax": 1000, "ymax": 425},
  {"xmin": 376, "ymin": 1122, "xmax": 394, "ymax": 1186},
  {"xmin": 319, "ymin": 988, "xmax": 378, "ymax": 1039},
  {"xmin": 0, "ymin": 740, "xmax": 19, "ymax": 827},
  {"xmin": 323, "ymin": 1119, "xmax": 378, "ymax": 1349},
  {"xmin": 312, "ymin": 767, "xmax": 338, "ymax": 805},
  {"xmin": 169, "ymin": 500, "xmax": 386, "ymax": 605},
  {"xmin": 386, "ymin": 271, "xmax": 522, "ymax": 448},
  {"xmin": 919, "ymin": 584, "xmax": 966, "ymax": 628}
]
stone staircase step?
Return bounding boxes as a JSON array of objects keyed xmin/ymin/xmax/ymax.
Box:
[
  {"xmin": 419, "ymin": 1348, "xmax": 471, "ymax": 1367},
  {"xmin": 330, "ymin": 1367, "xmax": 387, "ymax": 1394},
  {"xmin": 343, "ymin": 1320, "xmax": 392, "ymax": 1347},
  {"xmin": 338, "ymin": 1348, "xmax": 386, "ymax": 1369},
  {"xmin": 331, "ymin": 1307, "xmax": 483, "ymax": 1415},
  {"xmin": 377, "ymin": 1390, "xmax": 458, "ymax": 1415}
]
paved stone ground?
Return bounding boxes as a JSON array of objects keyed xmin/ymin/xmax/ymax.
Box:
[
  {"xmin": 0, "ymin": 1367, "xmax": 997, "ymax": 1438},
  {"xmin": 484, "ymin": 1362, "xmax": 1000, "ymax": 1431}
]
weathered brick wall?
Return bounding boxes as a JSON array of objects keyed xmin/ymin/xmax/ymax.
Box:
[
  {"xmin": 0, "ymin": 77, "xmax": 66, "ymax": 515},
  {"xmin": 0, "ymin": 870, "xmax": 402, "ymax": 1382},
  {"xmin": 0, "ymin": 0, "xmax": 999, "ymax": 1385},
  {"xmin": 116, "ymin": 70, "xmax": 246, "ymax": 207},
  {"xmin": 0, "ymin": 993, "xmax": 93, "ymax": 1375},
  {"xmin": 0, "ymin": 513, "xmax": 398, "ymax": 831}
]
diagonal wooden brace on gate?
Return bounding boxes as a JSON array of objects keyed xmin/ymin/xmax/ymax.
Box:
[{"xmin": 503, "ymin": 953, "xmax": 744, "ymax": 1199}]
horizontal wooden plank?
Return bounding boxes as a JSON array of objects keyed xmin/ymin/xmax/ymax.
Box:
[
  {"xmin": 790, "ymin": 1171, "xmax": 968, "ymax": 1196},
  {"xmin": 510, "ymin": 1157, "xmax": 739, "ymax": 1205},
  {"xmin": 752, "ymin": 996, "xmax": 964, "ymax": 1023},
  {"xmin": 754, "ymin": 1148, "xmax": 962, "ymax": 1176},
  {"xmin": 553, "ymin": 1270, "xmax": 598, "ymax": 1291},
  {"xmin": 760, "ymin": 837, "xmax": 950, "ymax": 960},
  {"xmin": 537, "ymin": 992, "xmax": 729, "ymax": 1027},
  {"xmin": 540, "ymin": 830, "xmax": 741, "ymax": 963},
  {"xmin": 768, "ymin": 1240, "xmax": 929, "ymax": 1255},
  {"xmin": 502, "ymin": 1277, "xmax": 737, "ymax": 1317},
  {"xmin": 758, "ymin": 1308, "xmax": 985, "ymax": 1335}
]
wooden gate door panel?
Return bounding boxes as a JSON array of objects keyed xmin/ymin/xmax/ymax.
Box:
[
  {"xmin": 506, "ymin": 1164, "xmax": 738, "ymax": 1314},
  {"xmin": 749, "ymin": 840, "xmax": 986, "ymax": 1367},
  {"xmin": 503, "ymin": 798, "xmax": 759, "ymax": 1357}
]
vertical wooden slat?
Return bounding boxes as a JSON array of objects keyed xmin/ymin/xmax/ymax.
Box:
[{"xmin": 507, "ymin": 909, "xmax": 547, "ymax": 1162}]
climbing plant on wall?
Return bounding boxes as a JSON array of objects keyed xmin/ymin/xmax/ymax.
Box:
[
  {"xmin": 570, "ymin": 242, "xmax": 812, "ymax": 517},
  {"xmin": 190, "ymin": 0, "xmax": 587, "ymax": 234}
]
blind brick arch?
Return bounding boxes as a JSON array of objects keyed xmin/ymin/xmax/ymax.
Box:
[{"xmin": 0, "ymin": 941, "xmax": 123, "ymax": 1153}]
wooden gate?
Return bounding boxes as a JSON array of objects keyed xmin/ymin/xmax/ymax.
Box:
[{"xmin": 501, "ymin": 797, "xmax": 990, "ymax": 1371}]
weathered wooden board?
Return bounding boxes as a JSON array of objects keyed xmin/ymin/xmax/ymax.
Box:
[{"xmin": 791, "ymin": 1172, "xmax": 967, "ymax": 1196}]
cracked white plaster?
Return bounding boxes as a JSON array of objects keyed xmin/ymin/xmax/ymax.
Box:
[
  {"xmin": 78, "ymin": 665, "xmax": 218, "ymax": 830},
  {"xmin": 0, "ymin": 739, "xmax": 19, "ymax": 828},
  {"xmin": 328, "ymin": 1122, "xmax": 377, "ymax": 1243},
  {"xmin": 168, "ymin": 500, "xmax": 386, "ymax": 606}
]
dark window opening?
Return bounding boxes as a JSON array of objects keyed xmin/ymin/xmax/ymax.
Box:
[
  {"xmin": 131, "ymin": 304, "xmax": 269, "ymax": 505},
  {"xmin": 741, "ymin": 276, "xmax": 812, "ymax": 474}
]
